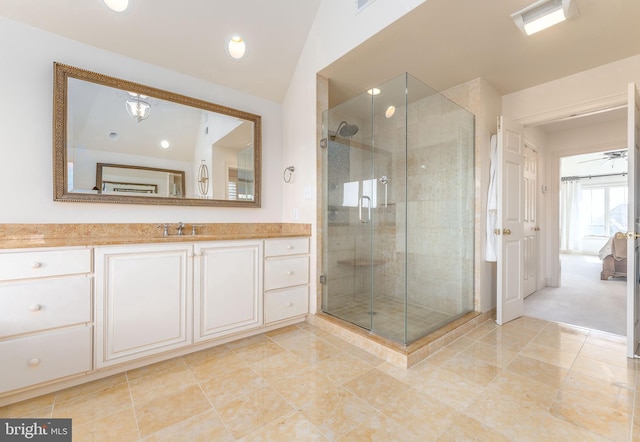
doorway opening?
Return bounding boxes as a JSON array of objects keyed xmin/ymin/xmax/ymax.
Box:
[
  {"xmin": 525, "ymin": 149, "xmax": 627, "ymax": 335},
  {"xmin": 522, "ymin": 107, "xmax": 628, "ymax": 335}
]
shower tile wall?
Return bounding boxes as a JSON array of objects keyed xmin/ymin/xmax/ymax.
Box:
[{"xmin": 367, "ymin": 92, "xmax": 474, "ymax": 317}]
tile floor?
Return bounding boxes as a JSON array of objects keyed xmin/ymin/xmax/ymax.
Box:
[{"xmin": 0, "ymin": 317, "xmax": 637, "ymax": 441}]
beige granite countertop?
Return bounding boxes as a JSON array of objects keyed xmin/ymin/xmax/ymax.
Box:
[{"xmin": 0, "ymin": 223, "xmax": 311, "ymax": 249}]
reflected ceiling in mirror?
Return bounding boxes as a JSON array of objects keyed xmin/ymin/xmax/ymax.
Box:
[{"xmin": 53, "ymin": 62, "xmax": 261, "ymax": 207}]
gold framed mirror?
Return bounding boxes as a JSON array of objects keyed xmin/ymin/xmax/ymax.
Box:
[{"xmin": 53, "ymin": 62, "xmax": 261, "ymax": 207}]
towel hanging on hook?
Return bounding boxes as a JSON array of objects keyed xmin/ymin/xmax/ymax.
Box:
[{"xmin": 283, "ymin": 166, "xmax": 295, "ymax": 183}]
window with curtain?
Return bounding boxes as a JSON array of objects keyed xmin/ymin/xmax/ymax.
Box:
[{"xmin": 580, "ymin": 185, "xmax": 627, "ymax": 236}]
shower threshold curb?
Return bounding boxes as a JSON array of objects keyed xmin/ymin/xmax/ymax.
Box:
[{"xmin": 309, "ymin": 309, "xmax": 495, "ymax": 368}]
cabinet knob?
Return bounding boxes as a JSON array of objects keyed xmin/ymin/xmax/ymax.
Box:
[
  {"xmin": 31, "ymin": 262, "xmax": 42, "ymax": 269},
  {"xmin": 28, "ymin": 304, "xmax": 41, "ymax": 312},
  {"xmin": 286, "ymin": 302, "xmax": 293, "ymax": 307},
  {"xmin": 28, "ymin": 358, "xmax": 40, "ymax": 367},
  {"xmin": 287, "ymin": 245, "xmax": 294, "ymax": 250},
  {"xmin": 287, "ymin": 271, "xmax": 293, "ymax": 276}
]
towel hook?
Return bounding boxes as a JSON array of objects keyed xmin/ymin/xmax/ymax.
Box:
[{"xmin": 283, "ymin": 166, "xmax": 295, "ymax": 183}]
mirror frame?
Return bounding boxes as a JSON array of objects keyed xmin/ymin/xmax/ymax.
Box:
[
  {"xmin": 53, "ymin": 62, "xmax": 262, "ymax": 207},
  {"xmin": 96, "ymin": 163, "xmax": 187, "ymax": 197}
]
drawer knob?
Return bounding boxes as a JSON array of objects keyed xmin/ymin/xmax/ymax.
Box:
[
  {"xmin": 28, "ymin": 304, "xmax": 41, "ymax": 312},
  {"xmin": 31, "ymin": 262, "xmax": 42, "ymax": 269},
  {"xmin": 28, "ymin": 358, "xmax": 41, "ymax": 367},
  {"xmin": 286, "ymin": 302, "xmax": 293, "ymax": 307},
  {"xmin": 287, "ymin": 271, "xmax": 293, "ymax": 276},
  {"xmin": 287, "ymin": 245, "xmax": 294, "ymax": 250}
]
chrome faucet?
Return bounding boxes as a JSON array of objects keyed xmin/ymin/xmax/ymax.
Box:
[
  {"xmin": 157, "ymin": 224, "xmax": 170, "ymax": 237},
  {"xmin": 176, "ymin": 221, "xmax": 185, "ymax": 236}
]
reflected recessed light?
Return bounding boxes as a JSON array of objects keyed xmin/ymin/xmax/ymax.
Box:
[
  {"xmin": 367, "ymin": 88, "xmax": 381, "ymax": 95},
  {"xmin": 227, "ymin": 36, "xmax": 246, "ymax": 60},
  {"xmin": 385, "ymin": 106, "xmax": 396, "ymax": 118},
  {"xmin": 103, "ymin": 0, "xmax": 129, "ymax": 12},
  {"xmin": 160, "ymin": 140, "xmax": 170, "ymax": 149}
]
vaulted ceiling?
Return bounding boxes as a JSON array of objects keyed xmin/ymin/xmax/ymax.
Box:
[{"xmin": 2, "ymin": 0, "xmax": 640, "ymax": 107}]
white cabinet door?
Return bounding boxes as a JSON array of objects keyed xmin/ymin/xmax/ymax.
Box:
[
  {"xmin": 95, "ymin": 243, "xmax": 192, "ymax": 368},
  {"xmin": 194, "ymin": 240, "xmax": 262, "ymax": 341}
]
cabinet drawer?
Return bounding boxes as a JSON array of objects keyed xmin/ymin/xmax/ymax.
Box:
[
  {"xmin": 0, "ymin": 249, "xmax": 91, "ymax": 281},
  {"xmin": 0, "ymin": 276, "xmax": 91, "ymax": 338},
  {"xmin": 265, "ymin": 286, "xmax": 308, "ymax": 324},
  {"xmin": 265, "ymin": 237, "xmax": 309, "ymax": 257},
  {"xmin": 0, "ymin": 326, "xmax": 92, "ymax": 394},
  {"xmin": 264, "ymin": 256, "xmax": 309, "ymax": 290}
]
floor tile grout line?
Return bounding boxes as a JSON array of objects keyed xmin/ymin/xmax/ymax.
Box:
[
  {"xmin": 193, "ymin": 374, "xmax": 236, "ymax": 441},
  {"xmin": 124, "ymin": 371, "xmax": 142, "ymax": 441}
]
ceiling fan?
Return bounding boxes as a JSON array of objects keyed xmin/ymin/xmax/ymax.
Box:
[{"xmin": 579, "ymin": 149, "xmax": 628, "ymax": 167}]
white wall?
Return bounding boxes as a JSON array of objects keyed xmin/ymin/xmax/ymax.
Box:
[{"xmin": 0, "ymin": 18, "xmax": 283, "ymax": 223}]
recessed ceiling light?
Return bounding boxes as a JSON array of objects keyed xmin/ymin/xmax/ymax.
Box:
[
  {"xmin": 227, "ymin": 36, "xmax": 246, "ymax": 60},
  {"xmin": 385, "ymin": 106, "xmax": 396, "ymax": 118},
  {"xmin": 160, "ymin": 140, "xmax": 170, "ymax": 149},
  {"xmin": 104, "ymin": 0, "xmax": 129, "ymax": 12},
  {"xmin": 367, "ymin": 88, "xmax": 381, "ymax": 95}
]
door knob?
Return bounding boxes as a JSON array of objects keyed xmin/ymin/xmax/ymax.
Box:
[
  {"xmin": 503, "ymin": 229, "xmax": 512, "ymax": 235},
  {"xmin": 534, "ymin": 227, "xmax": 541, "ymax": 231},
  {"xmin": 616, "ymin": 232, "xmax": 640, "ymax": 239}
]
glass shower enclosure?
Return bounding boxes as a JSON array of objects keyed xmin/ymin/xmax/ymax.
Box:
[{"xmin": 321, "ymin": 73, "xmax": 475, "ymax": 345}]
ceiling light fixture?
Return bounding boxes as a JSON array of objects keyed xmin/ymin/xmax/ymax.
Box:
[
  {"xmin": 160, "ymin": 140, "xmax": 170, "ymax": 149},
  {"xmin": 385, "ymin": 106, "xmax": 396, "ymax": 118},
  {"xmin": 103, "ymin": 0, "xmax": 129, "ymax": 12},
  {"xmin": 367, "ymin": 88, "xmax": 381, "ymax": 95},
  {"xmin": 511, "ymin": 0, "xmax": 578, "ymax": 36},
  {"xmin": 125, "ymin": 92, "xmax": 151, "ymax": 123},
  {"xmin": 227, "ymin": 36, "xmax": 246, "ymax": 60}
]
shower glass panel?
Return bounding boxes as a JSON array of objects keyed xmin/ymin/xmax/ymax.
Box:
[{"xmin": 322, "ymin": 72, "xmax": 475, "ymax": 345}]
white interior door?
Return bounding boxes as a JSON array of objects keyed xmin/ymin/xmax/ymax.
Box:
[
  {"xmin": 496, "ymin": 116, "xmax": 525, "ymax": 325},
  {"xmin": 627, "ymin": 82, "xmax": 640, "ymax": 358},
  {"xmin": 523, "ymin": 145, "xmax": 538, "ymax": 297}
]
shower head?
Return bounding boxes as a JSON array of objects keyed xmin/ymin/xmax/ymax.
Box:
[{"xmin": 330, "ymin": 121, "xmax": 359, "ymax": 139}]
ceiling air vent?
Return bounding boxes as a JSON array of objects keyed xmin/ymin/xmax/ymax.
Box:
[{"xmin": 356, "ymin": 0, "xmax": 375, "ymax": 12}]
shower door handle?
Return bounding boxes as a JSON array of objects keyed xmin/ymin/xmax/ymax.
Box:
[{"xmin": 359, "ymin": 196, "xmax": 371, "ymax": 223}]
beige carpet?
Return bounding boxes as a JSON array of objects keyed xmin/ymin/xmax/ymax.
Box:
[{"xmin": 523, "ymin": 253, "xmax": 626, "ymax": 335}]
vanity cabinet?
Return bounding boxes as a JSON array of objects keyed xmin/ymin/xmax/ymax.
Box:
[
  {"xmin": 94, "ymin": 244, "xmax": 192, "ymax": 368},
  {"xmin": 0, "ymin": 233, "xmax": 309, "ymax": 404},
  {"xmin": 194, "ymin": 240, "xmax": 262, "ymax": 341},
  {"xmin": 0, "ymin": 247, "xmax": 93, "ymax": 394},
  {"xmin": 264, "ymin": 237, "xmax": 309, "ymax": 324}
]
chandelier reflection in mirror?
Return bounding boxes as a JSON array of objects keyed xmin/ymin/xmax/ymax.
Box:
[{"xmin": 124, "ymin": 92, "xmax": 155, "ymax": 123}]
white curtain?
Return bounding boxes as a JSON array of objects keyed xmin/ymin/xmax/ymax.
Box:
[{"xmin": 560, "ymin": 179, "xmax": 582, "ymax": 251}]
